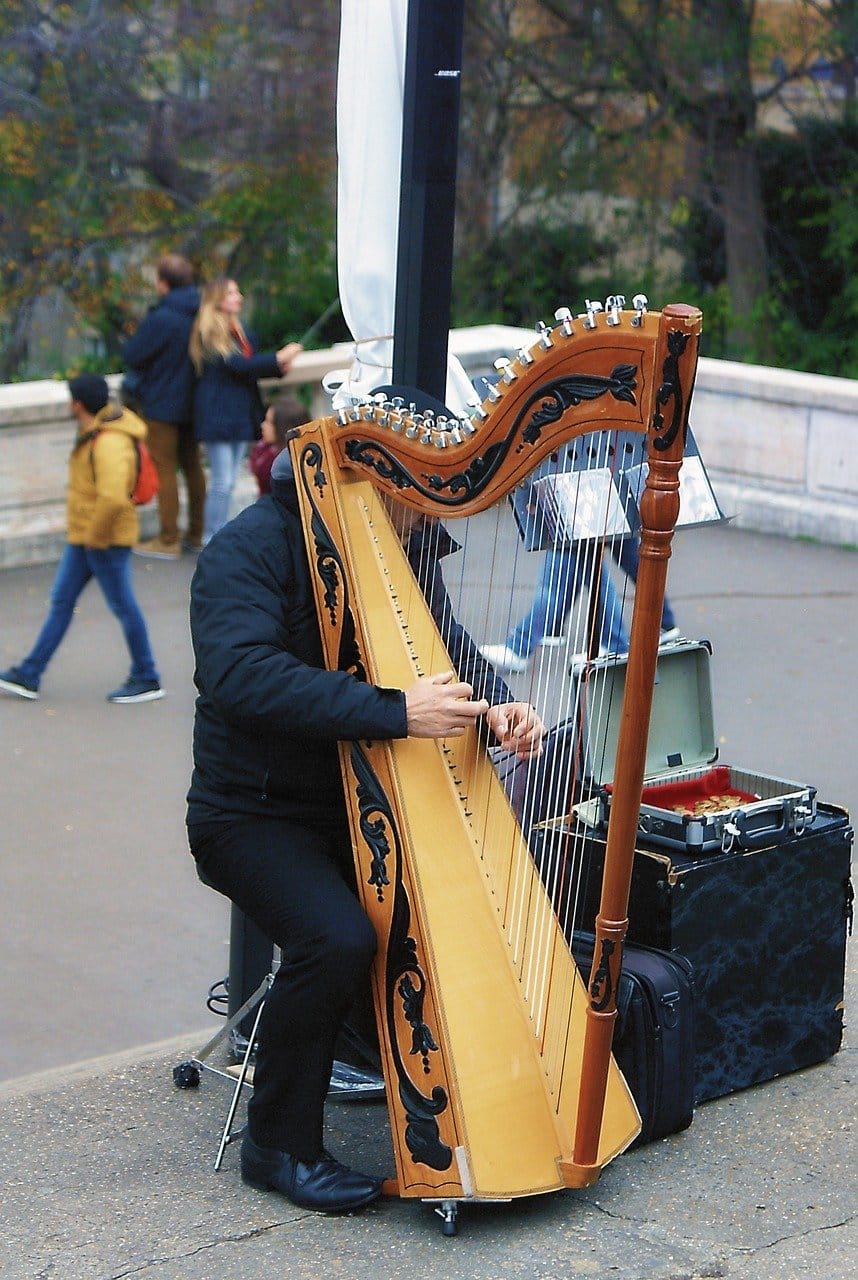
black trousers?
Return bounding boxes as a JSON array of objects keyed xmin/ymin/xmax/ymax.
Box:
[{"xmin": 187, "ymin": 811, "xmax": 377, "ymax": 1159}]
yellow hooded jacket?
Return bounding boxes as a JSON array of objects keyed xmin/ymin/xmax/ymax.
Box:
[{"xmin": 68, "ymin": 403, "xmax": 148, "ymax": 549}]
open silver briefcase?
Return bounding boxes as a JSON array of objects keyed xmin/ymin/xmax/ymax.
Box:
[{"xmin": 581, "ymin": 639, "xmax": 817, "ymax": 855}]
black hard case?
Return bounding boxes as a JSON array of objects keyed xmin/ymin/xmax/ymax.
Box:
[
  {"xmin": 571, "ymin": 932, "xmax": 695, "ymax": 1146},
  {"xmin": 571, "ymin": 804, "xmax": 853, "ymax": 1103}
]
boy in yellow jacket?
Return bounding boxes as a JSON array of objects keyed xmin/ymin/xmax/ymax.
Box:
[{"xmin": 0, "ymin": 374, "xmax": 164, "ymax": 704}]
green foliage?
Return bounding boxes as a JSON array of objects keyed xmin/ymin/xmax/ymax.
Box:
[
  {"xmin": 677, "ymin": 117, "xmax": 858, "ymax": 374},
  {"xmin": 200, "ymin": 164, "xmax": 343, "ymax": 350},
  {"xmin": 452, "ymin": 220, "xmax": 615, "ymax": 329}
]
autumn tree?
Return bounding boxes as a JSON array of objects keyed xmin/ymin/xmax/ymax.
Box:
[
  {"xmin": 0, "ymin": 1, "xmax": 341, "ymax": 379},
  {"xmin": 458, "ymin": 0, "xmax": 850, "ymax": 359}
]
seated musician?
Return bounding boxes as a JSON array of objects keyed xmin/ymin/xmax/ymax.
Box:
[{"xmin": 186, "ymin": 444, "xmax": 545, "ymax": 1214}]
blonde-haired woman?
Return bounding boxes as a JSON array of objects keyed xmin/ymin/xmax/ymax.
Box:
[{"xmin": 190, "ymin": 278, "xmax": 301, "ymax": 544}]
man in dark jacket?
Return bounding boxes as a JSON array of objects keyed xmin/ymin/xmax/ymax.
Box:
[
  {"xmin": 186, "ymin": 448, "xmax": 543, "ymax": 1214},
  {"xmin": 122, "ymin": 253, "xmax": 206, "ymax": 557}
]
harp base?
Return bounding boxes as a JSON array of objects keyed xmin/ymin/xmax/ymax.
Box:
[{"xmin": 558, "ymin": 1159, "xmax": 603, "ymax": 1190}]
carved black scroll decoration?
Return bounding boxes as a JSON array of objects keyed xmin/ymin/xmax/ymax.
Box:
[
  {"xmin": 297, "ymin": 441, "xmax": 344, "ymax": 626},
  {"xmin": 652, "ymin": 329, "xmax": 691, "ymax": 452},
  {"xmin": 341, "ymin": 363, "xmax": 638, "ymax": 509},
  {"xmin": 349, "ymin": 741, "xmax": 393, "ymax": 901},
  {"xmin": 589, "ymin": 938, "xmax": 616, "ymax": 1013},
  {"xmin": 348, "ymin": 742, "xmax": 452, "ymax": 1172},
  {"xmin": 520, "ymin": 364, "xmax": 638, "ymax": 446}
]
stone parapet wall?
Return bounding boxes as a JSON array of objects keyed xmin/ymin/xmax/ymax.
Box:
[
  {"xmin": 1, "ymin": 330, "xmax": 856, "ymax": 569},
  {"xmin": 690, "ymin": 358, "xmax": 858, "ymax": 548}
]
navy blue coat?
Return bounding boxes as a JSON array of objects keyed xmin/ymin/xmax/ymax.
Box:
[
  {"xmin": 121, "ymin": 285, "xmax": 199, "ymax": 427},
  {"xmin": 192, "ymin": 332, "xmax": 280, "ymax": 444},
  {"xmin": 187, "ymin": 466, "xmax": 510, "ymax": 824}
]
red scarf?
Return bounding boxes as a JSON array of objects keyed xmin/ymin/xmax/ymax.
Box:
[{"xmin": 230, "ymin": 324, "xmax": 252, "ymax": 358}]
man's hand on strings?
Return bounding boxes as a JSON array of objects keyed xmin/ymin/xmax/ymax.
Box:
[
  {"xmin": 405, "ymin": 671, "xmax": 490, "ymax": 738},
  {"xmin": 486, "ymin": 702, "xmax": 545, "ymax": 760}
]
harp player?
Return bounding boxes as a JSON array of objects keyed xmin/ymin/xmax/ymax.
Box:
[{"xmin": 185, "ymin": 445, "xmax": 544, "ymax": 1214}]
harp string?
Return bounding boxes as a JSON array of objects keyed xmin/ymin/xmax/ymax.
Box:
[{"xmin": 387, "ymin": 434, "xmax": 633, "ymax": 1084}]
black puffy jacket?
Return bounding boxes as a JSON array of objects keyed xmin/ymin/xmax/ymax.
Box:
[{"xmin": 186, "ymin": 466, "xmax": 511, "ymax": 825}]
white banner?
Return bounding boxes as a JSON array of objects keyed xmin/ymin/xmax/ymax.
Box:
[{"xmin": 333, "ymin": 0, "xmax": 476, "ymax": 414}]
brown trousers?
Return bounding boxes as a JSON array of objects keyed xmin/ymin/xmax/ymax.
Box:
[{"xmin": 144, "ymin": 418, "xmax": 206, "ymax": 545}]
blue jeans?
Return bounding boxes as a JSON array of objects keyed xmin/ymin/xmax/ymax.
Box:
[
  {"xmin": 17, "ymin": 544, "xmax": 159, "ymax": 688},
  {"xmin": 204, "ymin": 441, "xmax": 247, "ymax": 543},
  {"xmin": 505, "ymin": 545, "xmax": 630, "ymax": 659},
  {"xmin": 614, "ymin": 538, "xmax": 676, "ymax": 631}
]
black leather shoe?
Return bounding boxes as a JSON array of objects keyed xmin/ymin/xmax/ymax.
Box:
[{"xmin": 240, "ymin": 1132, "xmax": 383, "ymax": 1212}]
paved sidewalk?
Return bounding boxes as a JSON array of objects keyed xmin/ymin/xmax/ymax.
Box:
[
  {"xmin": 0, "ymin": 522, "xmax": 855, "ymax": 1277},
  {"xmin": 0, "ymin": 1012, "xmax": 854, "ymax": 1279}
]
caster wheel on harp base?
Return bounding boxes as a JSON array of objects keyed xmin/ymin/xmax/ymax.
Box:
[
  {"xmin": 434, "ymin": 1200, "xmax": 459, "ymax": 1236},
  {"xmin": 172, "ymin": 1060, "xmax": 201, "ymax": 1089}
]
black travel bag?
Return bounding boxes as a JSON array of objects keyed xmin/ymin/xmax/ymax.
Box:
[{"xmin": 571, "ymin": 931, "xmax": 695, "ymax": 1147}]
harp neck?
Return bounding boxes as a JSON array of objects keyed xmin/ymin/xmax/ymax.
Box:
[{"xmin": 314, "ymin": 302, "xmax": 701, "ymax": 518}]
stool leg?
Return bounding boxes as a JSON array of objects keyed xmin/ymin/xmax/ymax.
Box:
[{"xmin": 214, "ymin": 988, "xmax": 268, "ymax": 1171}]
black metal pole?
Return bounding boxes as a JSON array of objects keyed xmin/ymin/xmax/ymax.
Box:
[{"xmin": 392, "ymin": 0, "xmax": 465, "ymax": 403}]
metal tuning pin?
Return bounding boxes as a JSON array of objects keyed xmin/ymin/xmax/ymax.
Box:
[
  {"xmin": 536, "ymin": 319, "xmax": 554, "ymax": 349},
  {"xmin": 336, "ymin": 407, "xmax": 349, "ymax": 426},
  {"xmin": 605, "ymin": 294, "xmax": 625, "ymax": 326},
  {"xmin": 632, "ymin": 294, "xmax": 648, "ymax": 327},
  {"xmin": 448, "ymin": 422, "xmax": 464, "ymax": 445},
  {"xmin": 517, "ymin": 345, "xmax": 535, "ymax": 366},
  {"xmin": 494, "ymin": 356, "xmax": 517, "ymax": 384},
  {"xmin": 407, "ymin": 412, "xmax": 426, "ymax": 443},
  {"xmin": 583, "ymin": 299, "xmax": 603, "ymax": 330},
  {"xmin": 554, "ymin": 306, "xmax": 574, "ymax": 337},
  {"xmin": 486, "ymin": 380, "xmax": 503, "ymax": 402}
]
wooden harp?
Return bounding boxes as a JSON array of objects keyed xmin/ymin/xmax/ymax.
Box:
[{"xmin": 289, "ymin": 299, "xmax": 702, "ymax": 1221}]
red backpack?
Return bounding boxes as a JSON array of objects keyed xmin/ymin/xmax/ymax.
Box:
[
  {"xmin": 130, "ymin": 439, "xmax": 159, "ymax": 506},
  {"xmin": 89, "ymin": 431, "xmax": 160, "ymax": 506}
]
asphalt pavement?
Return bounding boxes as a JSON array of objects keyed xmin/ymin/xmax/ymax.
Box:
[{"xmin": 0, "ymin": 520, "xmax": 855, "ymax": 1278}]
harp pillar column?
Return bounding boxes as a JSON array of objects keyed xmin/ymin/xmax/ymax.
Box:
[{"xmin": 392, "ymin": 0, "xmax": 464, "ymax": 403}]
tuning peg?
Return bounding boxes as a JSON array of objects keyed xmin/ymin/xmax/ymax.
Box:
[
  {"xmin": 554, "ymin": 306, "xmax": 574, "ymax": 336},
  {"xmin": 583, "ymin": 300, "xmax": 603, "ymax": 330},
  {"xmin": 494, "ymin": 356, "xmax": 517, "ymax": 384},
  {"xmin": 631, "ymin": 294, "xmax": 648, "ymax": 327},
  {"xmin": 605, "ymin": 295, "xmax": 624, "ymax": 326},
  {"xmin": 535, "ymin": 320, "xmax": 554, "ymax": 349}
]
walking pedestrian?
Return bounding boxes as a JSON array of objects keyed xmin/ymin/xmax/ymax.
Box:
[{"xmin": 0, "ymin": 375, "xmax": 164, "ymax": 704}]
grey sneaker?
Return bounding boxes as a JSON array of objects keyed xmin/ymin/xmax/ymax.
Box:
[
  {"xmin": 106, "ymin": 678, "xmax": 165, "ymax": 704},
  {"xmin": 0, "ymin": 666, "xmax": 39, "ymax": 700}
]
